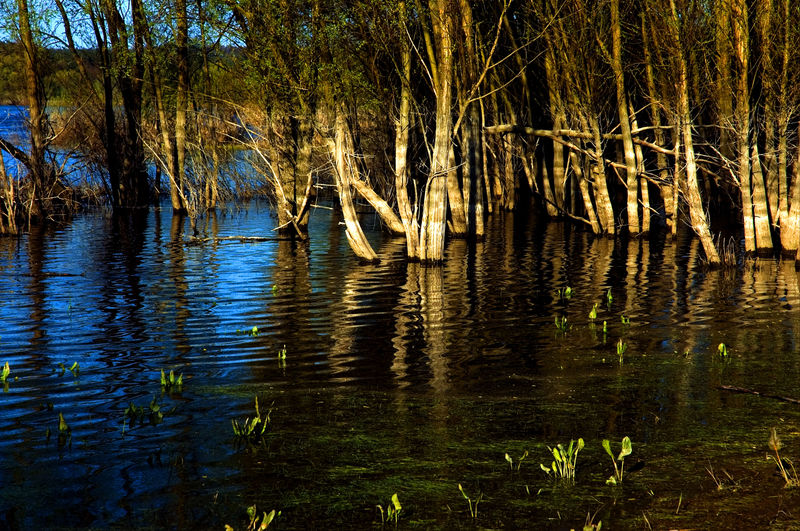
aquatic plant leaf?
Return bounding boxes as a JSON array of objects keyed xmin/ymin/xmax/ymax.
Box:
[
  {"xmin": 602, "ymin": 439, "xmax": 613, "ymax": 458},
  {"xmin": 505, "ymin": 452, "xmax": 512, "ymax": 467},
  {"xmin": 552, "ymin": 447, "xmax": 563, "ymax": 463},
  {"xmin": 58, "ymin": 412, "xmax": 69, "ymax": 433},
  {"xmin": 391, "ymin": 493, "xmax": 401, "ymax": 512},
  {"xmin": 577, "ymin": 438, "xmax": 585, "ymax": 452},
  {"xmin": 769, "ymin": 428, "xmax": 782, "ymax": 452},
  {"xmin": 618, "ymin": 436, "xmax": 632, "ymax": 460}
]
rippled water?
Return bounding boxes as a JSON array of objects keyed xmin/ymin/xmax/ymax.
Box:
[{"xmin": 2, "ymin": 203, "xmax": 800, "ymax": 529}]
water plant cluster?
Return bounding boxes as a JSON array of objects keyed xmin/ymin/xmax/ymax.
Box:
[
  {"xmin": 537, "ymin": 437, "xmax": 631, "ymax": 486},
  {"xmin": 232, "ymin": 396, "xmax": 272, "ymax": 446}
]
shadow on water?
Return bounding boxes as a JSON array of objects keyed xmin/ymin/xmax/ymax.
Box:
[{"xmin": 1, "ymin": 204, "xmax": 800, "ymax": 529}]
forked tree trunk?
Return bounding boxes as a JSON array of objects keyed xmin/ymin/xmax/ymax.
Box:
[{"xmin": 330, "ymin": 108, "xmax": 379, "ymax": 262}]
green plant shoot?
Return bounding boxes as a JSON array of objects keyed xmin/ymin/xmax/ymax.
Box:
[
  {"xmin": 717, "ymin": 343, "xmax": 729, "ymax": 359},
  {"xmin": 589, "ymin": 303, "xmax": 598, "ymax": 321},
  {"xmin": 161, "ymin": 369, "xmax": 183, "ymax": 391},
  {"xmin": 458, "ymin": 484, "xmax": 482, "ymax": 519},
  {"xmin": 1, "ymin": 361, "xmax": 9, "ymax": 383},
  {"xmin": 603, "ymin": 436, "xmax": 632, "ymax": 485},
  {"xmin": 616, "ymin": 339, "xmax": 627, "ymax": 363},
  {"xmin": 767, "ymin": 428, "xmax": 799, "ymax": 488},
  {"xmin": 540, "ymin": 438, "xmax": 584, "ymax": 484}
]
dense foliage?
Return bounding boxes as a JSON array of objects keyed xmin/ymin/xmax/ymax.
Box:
[{"xmin": 1, "ymin": 0, "xmax": 800, "ymax": 264}]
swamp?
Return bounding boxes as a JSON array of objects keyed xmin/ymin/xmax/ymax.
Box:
[
  {"xmin": 4, "ymin": 0, "xmax": 800, "ymax": 528},
  {"xmin": 2, "ymin": 202, "xmax": 800, "ymax": 529}
]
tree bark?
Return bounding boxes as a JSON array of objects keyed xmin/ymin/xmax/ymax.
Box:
[
  {"xmin": 669, "ymin": 0, "xmax": 720, "ymax": 265},
  {"xmin": 610, "ymin": 0, "xmax": 640, "ymax": 234},
  {"xmin": 419, "ymin": 0, "xmax": 453, "ymax": 263},
  {"xmin": 330, "ymin": 107, "xmax": 379, "ymax": 262}
]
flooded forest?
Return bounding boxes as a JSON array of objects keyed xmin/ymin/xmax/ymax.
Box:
[{"xmin": 3, "ymin": 0, "xmax": 800, "ymax": 529}]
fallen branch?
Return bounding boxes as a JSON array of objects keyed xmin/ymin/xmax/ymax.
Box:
[
  {"xmin": 184, "ymin": 235, "xmax": 293, "ymax": 246},
  {"xmin": 718, "ymin": 385, "xmax": 800, "ymax": 405}
]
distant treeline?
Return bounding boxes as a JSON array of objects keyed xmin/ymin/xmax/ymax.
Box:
[{"xmin": 2, "ymin": 0, "xmax": 799, "ymax": 266}]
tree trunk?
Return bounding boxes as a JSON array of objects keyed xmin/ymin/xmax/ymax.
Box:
[
  {"xmin": 610, "ymin": 0, "xmax": 639, "ymax": 234},
  {"xmin": 17, "ymin": 0, "xmax": 50, "ymax": 218},
  {"xmin": 419, "ymin": 0, "xmax": 453, "ymax": 263},
  {"xmin": 330, "ymin": 108, "xmax": 379, "ymax": 262},
  {"xmin": 174, "ymin": 0, "xmax": 189, "ymax": 214},
  {"xmin": 570, "ymin": 149, "xmax": 602, "ymax": 234},
  {"xmin": 588, "ymin": 115, "xmax": 615, "ymax": 234},
  {"xmin": 642, "ymin": 10, "xmax": 673, "ymax": 233},
  {"xmin": 394, "ymin": 8, "xmax": 420, "ymax": 258},
  {"xmin": 669, "ymin": 0, "xmax": 720, "ymax": 265}
]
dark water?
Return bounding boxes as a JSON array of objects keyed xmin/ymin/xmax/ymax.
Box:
[{"xmin": 2, "ymin": 203, "xmax": 800, "ymax": 529}]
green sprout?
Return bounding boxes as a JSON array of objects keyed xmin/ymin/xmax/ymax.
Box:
[
  {"xmin": 606, "ymin": 289, "xmax": 613, "ymax": 306},
  {"xmin": 616, "ymin": 339, "xmax": 627, "ymax": 363},
  {"xmin": 621, "ymin": 315, "xmax": 630, "ymax": 325},
  {"xmin": 1, "ymin": 361, "xmax": 10, "ymax": 383},
  {"xmin": 160, "ymin": 369, "xmax": 183, "ymax": 392},
  {"xmin": 58, "ymin": 412, "xmax": 70, "ymax": 433},
  {"xmin": 57, "ymin": 362, "xmax": 80, "ymax": 377},
  {"xmin": 603, "ymin": 436, "xmax": 633, "ymax": 485},
  {"xmin": 717, "ymin": 343, "xmax": 729, "ymax": 359},
  {"xmin": 555, "ymin": 315, "xmax": 569, "ymax": 333},
  {"xmin": 540, "ymin": 438, "xmax": 584, "ymax": 484},
  {"xmin": 458, "ymin": 484, "xmax": 482, "ymax": 519},
  {"xmin": 556, "ymin": 286, "xmax": 574, "ymax": 300},
  {"xmin": 239, "ymin": 505, "xmax": 279, "ymax": 531},
  {"xmin": 124, "ymin": 396, "xmax": 165, "ymax": 426},
  {"xmin": 376, "ymin": 493, "xmax": 402, "ymax": 526},
  {"xmin": 236, "ymin": 326, "xmax": 260, "ymax": 337},
  {"xmin": 505, "ymin": 450, "xmax": 528, "ymax": 471},
  {"xmin": 278, "ymin": 345, "xmax": 287, "ymax": 360},
  {"xmin": 232, "ymin": 396, "xmax": 272, "ymax": 444},
  {"xmin": 589, "ymin": 303, "xmax": 598, "ymax": 321},
  {"xmin": 767, "ymin": 428, "xmax": 800, "ymax": 488}
]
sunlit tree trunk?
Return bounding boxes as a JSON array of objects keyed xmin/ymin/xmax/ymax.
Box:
[
  {"xmin": 668, "ymin": 0, "xmax": 720, "ymax": 265},
  {"xmin": 545, "ymin": 54, "xmax": 566, "ymax": 216},
  {"xmin": 630, "ymin": 103, "xmax": 650, "ymax": 232},
  {"xmin": 732, "ymin": 0, "xmax": 771, "ymax": 253},
  {"xmin": 395, "ymin": 5, "xmax": 420, "ymax": 259},
  {"xmin": 642, "ymin": 10, "xmax": 673, "ymax": 233},
  {"xmin": 588, "ymin": 115, "xmax": 615, "ymax": 235},
  {"xmin": 419, "ymin": 0, "xmax": 453, "ymax": 263},
  {"xmin": 610, "ymin": 0, "xmax": 640, "ymax": 234},
  {"xmin": 330, "ymin": 106, "xmax": 379, "ymax": 262},
  {"xmin": 570, "ymin": 149, "xmax": 601, "ymax": 234}
]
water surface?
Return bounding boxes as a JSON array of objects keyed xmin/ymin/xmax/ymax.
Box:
[{"xmin": 1, "ymin": 204, "xmax": 800, "ymax": 529}]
